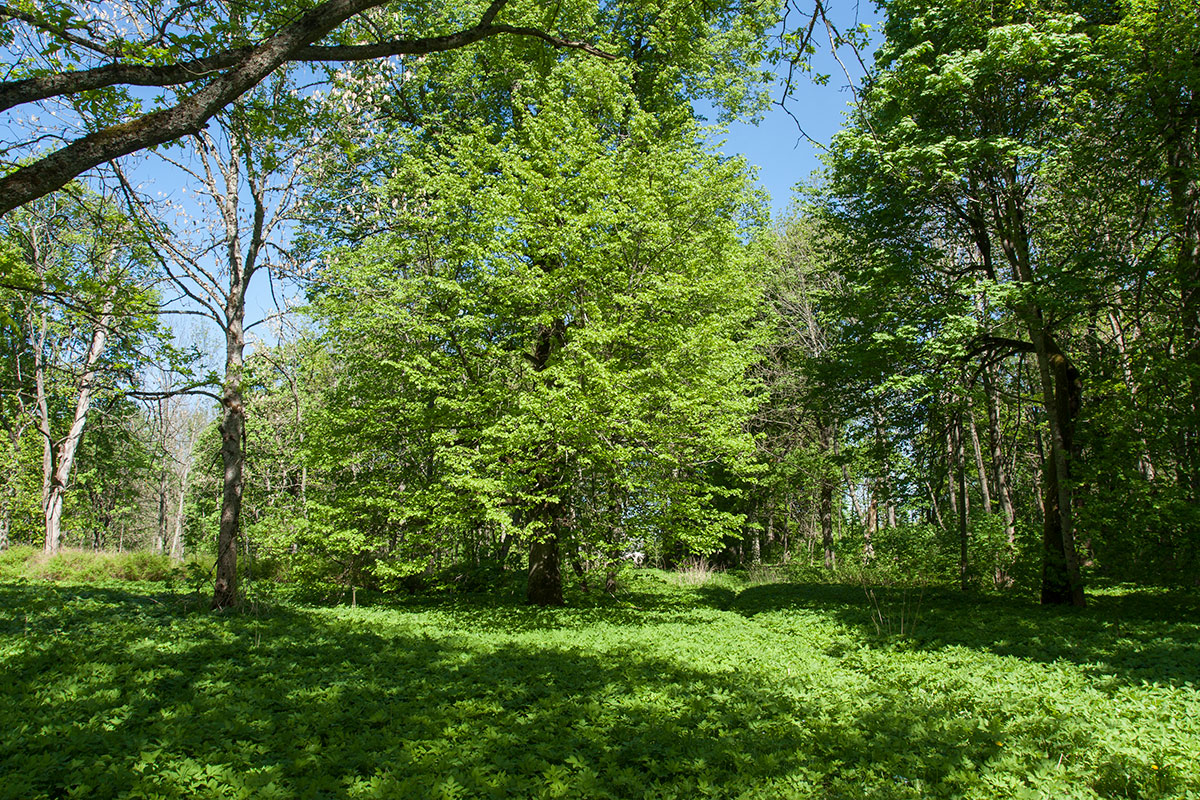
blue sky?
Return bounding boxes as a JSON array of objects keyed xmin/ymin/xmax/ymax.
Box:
[{"xmin": 711, "ymin": 3, "xmax": 881, "ymax": 215}]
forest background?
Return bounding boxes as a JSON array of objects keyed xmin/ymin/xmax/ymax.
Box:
[{"xmin": 1, "ymin": 0, "xmax": 1198, "ymax": 612}]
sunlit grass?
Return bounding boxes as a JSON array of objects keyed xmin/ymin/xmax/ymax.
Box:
[
  {"xmin": 0, "ymin": 545, "xmax": 184, "ymax": 583},
  {"xmin": 667, "ymin": 557, "xmax": 722, "ymax": 586}
]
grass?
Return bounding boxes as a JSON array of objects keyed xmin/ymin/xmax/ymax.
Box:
[
  {"xmin": 0, "ymin": 545, "xmax": 182, "ymax": 583},
  {"xmin": 667, "ymin": 557, "xmax": 723, "ymax": 586},
  {"xmin": 1, "ymin": 570, "xmax": 1198, "ymax": 799}
]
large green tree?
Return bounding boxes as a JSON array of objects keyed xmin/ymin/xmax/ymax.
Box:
[{"xmin": 302, "ymin": 41, "xmax": 766, "ymax": 603}]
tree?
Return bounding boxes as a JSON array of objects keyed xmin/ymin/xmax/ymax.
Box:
[
  {"xmin": 301, "ymin": 37, "xmax": 767, "ymax": 603},
  {"xmin": 822, "ymin": 0, "xmax": 1098, "ymax": 604},
  {"xmin": 754, "ymin": 212, "xmax": 845, "ymax": 569},
  {"xmin": 3, "ymin": 0, "xmax": 861, "ymax": 216},
  {"xmin": 1, "ymin": 187, "xmax": 161, "ymax": 552},
  {"xmin": 119, "ymin": 77, "xmax": 315, "ymax": 608}
]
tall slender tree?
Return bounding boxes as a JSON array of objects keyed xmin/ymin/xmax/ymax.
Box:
[{"xmin": 120, "ymin": 76, "xmax": 314, "ymax": 608}]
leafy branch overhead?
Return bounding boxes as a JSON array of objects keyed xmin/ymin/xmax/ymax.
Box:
[{"xmin": 0, "ymin": 0, "xmax": 621, "ymax": 215}]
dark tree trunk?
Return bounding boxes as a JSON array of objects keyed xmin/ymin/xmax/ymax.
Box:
[
  {"xmin": 955, "ymin": 410, "xmax": 969, "ymax": 592},
  {"xmin": 212, "ymin": 319, "xmax": 245, "ymax": 610},
  {"xmin": 1037, "ymin": 349, "xmax": 1085, "ymax": 607},
  {"xmin": 527, "ymin": 528, "xmax": 563, "ymax": 606},
  {"xmin": 817, "ymin": 420, "xmax": 837, "ymax": 569},
  {"xmin": 525, "ymin": 318, "xmax": 567, "ymax": 606},
  {"xmin": 1040, "ymin": 452, "xmax": 1071, "ymax": 605},
  {"xmin": 983, "ymin": 365, "xmax": 1016, "ymax": 587}
]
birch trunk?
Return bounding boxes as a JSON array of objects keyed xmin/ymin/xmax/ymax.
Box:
[{"xmin": 43, "ymin": 294, "xmax": 116, "ymax": 552}]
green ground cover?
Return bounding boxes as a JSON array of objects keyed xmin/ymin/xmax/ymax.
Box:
[{"xmin": 1, "ymin": 572, "xmax": 1197, "ymax": 800}]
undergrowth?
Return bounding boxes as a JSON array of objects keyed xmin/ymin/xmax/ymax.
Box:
[
  {"xmin": 0, "ymin": 546, "xmax": 184, "ymax": 583},
  {"xmin": 1, "ymin": 570, "xmax": 1197, "ymax": 799}
]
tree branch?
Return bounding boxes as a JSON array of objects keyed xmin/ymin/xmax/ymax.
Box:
[
  {"xmin": 0, "ymin": 0, "xmax": 514, "ymax": 216},
  {"xmin": 0, "ymin": 4, "xmax": 123, "ymax": 59}
]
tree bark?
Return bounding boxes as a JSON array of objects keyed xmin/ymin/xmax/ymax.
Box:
[
  {"xmin": 43, "ymin": 293, "xmax": 116, "ymax": 552},
  {"xmin": 819, "ymin": 484, "xmax": 836, "ymax": 568},
  {"xmin": 925, "ymin": 481, "xmax": 946, "ymax": 530},
  {"xmin": 1166, "ymin": 104, "xmax": 1200, "ymax": 500},
  {"xmin": 208, "ymin": 129, "xmax": 255, "ymax": 610},
  {"xmin": 990, "ymin": 171, "xmax": 1086, "ymax": 607},
  {"xmin": 983, "ymin": 365, "xmax": 1016, "ymax": 587},
  {"xmin": 212, "ymin": 299, "xmax": 246, "ymax": 610},
  {"xmin": 818, "ymin": 421, "xmax": 837, "ymax": 569},
  {"xmin": 966, "ymin": 395, "xmax": 992, "ymax": 515},
  {"xmin": 33, "ymin": 297, "xmax": 53, "ymax": 549},
  {"xmin": 944, "ymin": 414, "xmax": 959, "ymax": 520},
  {"xmin": 525, "ymin": 319, "xmax": 567, "ymax": 606},
  {"xmin": 156, "ymin": 399, "xmax": 171, "ymax": 554},
  {"xmin": 170, "ymin": 455, "xmax": 193, "ymax": 560},
  {"xmin": 955, "ymin": 410, "xmax": 969, "ymax": 591},
  {"xmin": 1033, "ymin": 344, "xmax": 1086, "ymax": 607},
  {"xmin": 527, "ymin": 525, "xmax": 564, "ymax": 606},
  {"xmin": 0, "ymin": 485, "xmax": 11, "ymax": 552},
  {"xmin": 871, "ymin": 406, "xmax": 896, "ymax": 529}
]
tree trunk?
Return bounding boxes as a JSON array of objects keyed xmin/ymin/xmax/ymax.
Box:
[
  {"xmin": 818, "ymin": 421, "xmax": 837, "ymax": 569},
  {"xmin": 212, "ymin": 317, "xmax": 246, "ymax": 610},
  {"xmin": 1033, "ymin": 343, "xmax": 1086, "ymax": 607},
  {"xmin": 944, "ymin": 414, "xmax": 959, "ymax": 520},
  {"xmin": 993, "ymin": 174, "xmax": 1086, "ymax": 607},
  {"xmin": 966, "ymin": 396, "xmax": 992, "ymax": 515},
  {"xmin": 157, "ymin": 471, "xmax": 171, "ymax": 554},
  {"xmin": 955, "ymin": 410, "xmax": 969, "ymax": 591},
  {"xmin": 863, "ymin": 498, "xmax": 876, "ymax": 563},
  {"xmin": 0, "ymin": 490, "xmax": 10, "ymax": 552},
  {"xmin": 1165, "ymin": 102, "xmax": 1200, "ymax": 499},
  {"xmin": 524, "ymin": 319, "xmax": 566, "ymax": 606},
  {"xmin": 925, "ymin": 481, "xmax": 946, "ymax": 530},
  {"xmin": 871, "ymin": 406, "xmax": 896, "ymax": 528},
  {"xmin": 983, "ymin": 365, "xmax": 1016, "ymax": 587},
  {"xmin": 170, "ymin": 442, "xmax": 196, "ymax": 560},
  {"xmin": 527, "ymin": 526, "xmax": 563, "ymax": 605},
  {"xmin": 43, "ymin": 295, "xmax": 116, "ymax": 553},
  {"xmin": 34, "ymin": 303, "xmax": 53, "ymax": 549}
]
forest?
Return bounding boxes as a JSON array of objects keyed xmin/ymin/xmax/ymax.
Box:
[{"xmin": 1, "ymin": 0, "xmax": 1198, "ymax": 797}]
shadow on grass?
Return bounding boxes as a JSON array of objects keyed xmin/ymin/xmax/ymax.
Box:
[
  {"xmin": 0, "ymin": 580, "xmax": 1141, "ymax": 800},
  {"xmin": 731, "ymin": 581, "xmax": 1200, "ymax": 687}
]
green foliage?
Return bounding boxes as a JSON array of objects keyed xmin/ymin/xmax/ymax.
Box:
[
  {"xmin": 298, "ymin": 42, "xmax": 767, "ymax": 590},
  {"xmin": 2, "ymin": 576, "xmax": 1198, "ymax": 799},
  {"xmin": 0, "ymin": 545, "xmax": 37, "ymax": 575},
  {"xmin": 799, "ymin": 0, "xmax": 1200, "ymax": 595}
]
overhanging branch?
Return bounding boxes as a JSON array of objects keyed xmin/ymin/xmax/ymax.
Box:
[{"xmin": 1, "ymin": 0, "xmax": 619, "ymax": 217}]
